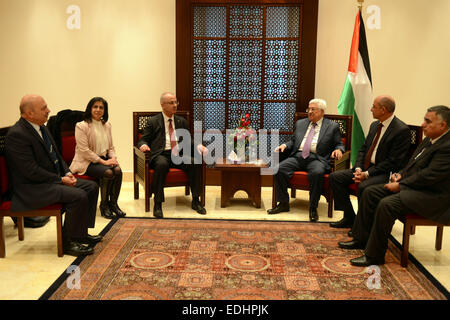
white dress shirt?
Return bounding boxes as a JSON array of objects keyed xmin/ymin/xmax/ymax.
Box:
[{"xmin": 370, "ymin": 113, "xmax": 395, "ymax": 164}]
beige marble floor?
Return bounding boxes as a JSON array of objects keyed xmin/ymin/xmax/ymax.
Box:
[{"xmin": 0, "ymin": 182, "xmax": 449, "ymax": 299}]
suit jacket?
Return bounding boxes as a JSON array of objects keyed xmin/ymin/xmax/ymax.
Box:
[
  {"xmin": 284, "ymin": 117, "xmax": 345, "ymax": 170},
  {"xmin": 69, "ymin": 120, "xmax": 117, "ymax": 175},
  {"xmin": 5, "ymin": 118, "xmax": 70, "ymax": 211},
  {"xmin": 355, "ymin": 116, "xmax": 410, "ymax": 176},
  {"xmin": 137, "ymin": 113, "xmax": 191, "ymax": 165},
  {"xmin": 399, "ymin": 130, "xmax": 450, "ymax": 224}
]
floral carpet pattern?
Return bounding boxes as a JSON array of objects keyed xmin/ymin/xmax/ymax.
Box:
[{"xmin": 48, "ymin": 218, "xmax": 447, "ymax": 300}]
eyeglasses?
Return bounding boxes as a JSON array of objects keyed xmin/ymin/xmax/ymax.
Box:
[
  {"xmin": 163, "ymin": 101, "xmax": 179, "ymax": 106},
  {"xmin": 306, "ymin": 108, "xmax": 320, "ymax": 113}
]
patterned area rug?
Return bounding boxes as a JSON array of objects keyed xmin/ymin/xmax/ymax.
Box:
[{"xmin": 44, "ymin": 218, "xmax": 448, "ymax": 300}]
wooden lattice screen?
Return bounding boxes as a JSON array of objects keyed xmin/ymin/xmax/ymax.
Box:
[{"xmin": 176, "ymin": 0, "xmax": 318, "ymax": 165}]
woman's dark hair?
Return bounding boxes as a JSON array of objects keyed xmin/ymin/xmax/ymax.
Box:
[{"xmin": 84, "ymin": 97, "xmax": 109, "ymax": 123}]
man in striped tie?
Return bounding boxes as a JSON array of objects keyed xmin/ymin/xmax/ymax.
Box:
[
  {"xmin": 5, "ymin": 94, "xmax": 101, "ymax": 256},
  {"xmin": 267, "ymin": 99, "xmax": 345, "ymax": 222},
  {"xmin": 329, "ymin": 95, "xmax": 410, "ymax": 230},
  {"xmin": 138, "ymin": 92, "xmax": 208, "ymax": 218}
]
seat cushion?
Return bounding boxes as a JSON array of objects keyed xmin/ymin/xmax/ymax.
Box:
[
  {"xmin": 0, "ymin": 201, "xmax": 62, "ymax": 212},
  {"xmin": 74, "ymin": 174, "xmax": 97, "ymax": 181},
  {"xmin": 289, "ymin": 172, "xmax": 330, "ymax": 190},
  {"xmin": 149, "ymin": 168, "xmax": 188, "ymax": 185},
  {"xmin": 349, "ymin": 182, "xmax": 358, "ymax": 195}
]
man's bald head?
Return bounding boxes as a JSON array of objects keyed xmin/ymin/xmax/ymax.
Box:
[
  {"xmin": 19, "ymin": 94, "xmax": 50, "ymax": 126},
  {"xmin": 377, "ymin": 95, "xmax": 396, "ymax": 113}
]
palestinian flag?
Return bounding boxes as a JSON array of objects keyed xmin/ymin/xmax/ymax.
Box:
[{"xmin": 337, "ymin": 9, "xmax": 373, "ymax": 165}]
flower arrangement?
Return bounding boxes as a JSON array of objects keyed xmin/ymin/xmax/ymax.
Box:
[{"xmin": 227, "ymin": 113, "xmax": 257, "ymax": 162}]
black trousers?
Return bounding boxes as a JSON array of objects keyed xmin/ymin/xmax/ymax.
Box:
[
  {"xmin": 352, "ymin": 184, "xmax": 409, "ymax": 259},
  {"xmin": 274, "ymin": 151, "xmax": 326, "ymax": 208},
  {"xmin": 58, "ymin": 178, "xmax": 99, "ymax": 239},
  {"xmin": 150, "ymin": 150, "xmax": 202, "ymax": 203},
  {"xmin": 330, "ymin": 169, "xmax": 389, "ymax": 217}
]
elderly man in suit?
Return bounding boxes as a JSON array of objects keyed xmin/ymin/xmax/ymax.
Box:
[
  {"xmin": 339, "ymin": 106, "xmax": 450, "ymax": 266},
  {"xmin": 5, "ymin": 94, "xmax": 101, "ymax": 256},
  {"xmin": 267, "ymin": 99, "xmax": 344, "ymax": 222},
  {"xmin": 138, "ymin": 92, "xmax": 208, "ymax": 218},
  {"xmin": 329, "ymin": 95, "xmax": 410, "ymax": 229}
]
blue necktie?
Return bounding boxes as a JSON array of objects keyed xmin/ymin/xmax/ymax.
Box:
[
  {"xmin": 302, "ymin": 123, "xmax": 317, "ymax": 159},
  {"xmin": 40, "ymin": 126, "xmax": 61, "ymax": 175}
]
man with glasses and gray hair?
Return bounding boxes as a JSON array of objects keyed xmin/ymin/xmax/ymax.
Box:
[
  {"xmin": 267, "ymin": 98, "xmax": 345, "ymax": 222},
  {"xmin": 138, "ymin": 92, "xmax": 208, "ymax": 218}
]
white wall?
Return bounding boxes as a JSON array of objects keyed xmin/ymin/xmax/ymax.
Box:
[{"xmin": 1, "ymin": 0, "xmax": 449, "ymax": 172}]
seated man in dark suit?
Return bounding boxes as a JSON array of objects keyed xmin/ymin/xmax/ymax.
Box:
[
  {"xmin": 339, "ymin": 106, "xmax": 450, "ymax": 266},
  {"xmin": 329, "ymin": 95, "xmax": 410, "ymax": 229},
  {"xmin": 5, "ymin": 94, "xmax": 102, "ymax": 257},
  {"xmin": 137, "ymin": 92, "xmax": 208, "ymax": 218},
  {"xmin": 267, "ymin": 99, "xmax": 344, "ymax": 222}
]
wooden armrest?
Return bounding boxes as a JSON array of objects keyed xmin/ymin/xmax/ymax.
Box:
[
  {"xmin": 331, "ymin": 151, "xmax": 351, "ymax": 172},
  {"xmin": 134, "ymin": 146, "xmax": 149, "ymax": 161}
]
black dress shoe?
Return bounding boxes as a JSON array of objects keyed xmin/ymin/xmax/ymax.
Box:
[
  {"xmin": 330, "ymin": 217, "xmax": 354, "ymax": 228},
  {"xmin": 338, "ymin": 240, "xmax": 366, "ymax": 250},
  {"xmin": 22, "ymin": 216, "xmax": 50, "ymax": 228},
  {"xmin": 267, "ymin": 202, "xmax": 290, "ymax": 215},
  {"xmin": 153, "ymin": 202, "xmax": 163, "ymax": 219},
  {"xmin": 109, "ymin": 203, "xmax": 126, "ymax": 217},
  {"xmin": 309, "ymin": 207, "xmax": 318, "ymax": 222},
  {"xmin": 73, "ymin": 234, "xmax": 103, "ymax": 246},
  {"xmin": 192, "ymin": 200, "xmax": 207, "ymax": 215},
  {"xmin": 63, "ymin": 241, "xmax": 94, "ymax": 256},
  {"xmin": 100, "ymin": 203, "xmax": 115, "ymax": 219},
  {"xmin": 350, "ymin": 255, "xmax": 385, "ymax": 267}
]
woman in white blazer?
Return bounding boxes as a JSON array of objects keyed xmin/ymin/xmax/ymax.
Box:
[{"xmin": 70, "ymin": 97, "xmax": 126, "ymax": 219}]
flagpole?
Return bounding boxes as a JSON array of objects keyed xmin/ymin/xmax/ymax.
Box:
[{"xmin": 357, "ymin": 0, "xmax": 364, "ymax": 10}]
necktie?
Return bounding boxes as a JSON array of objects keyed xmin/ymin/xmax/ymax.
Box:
[
  {"xmin": 403, "ymin": 140, "xmax": 431, "ymax": 178},
  {"xmin": 40, "ymin": 125, "xmax": 61, "ymax": 175},
  {"xmin": 168, "ymin": 119, "xmax": 178, "ymax": 156},
  {"xmin": 364, "ymin": 123, "xmax": 383, "ymax": 170},
  {"xmin": 302, "ymin": 122, "xmax": 317, "ymax": 159}
]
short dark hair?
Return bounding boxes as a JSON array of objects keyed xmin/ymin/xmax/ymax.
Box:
[
  {"xmin": 84, "ymin": 97, "xmax": 109, "ymax": 123},
  {"xmin": 427, "ymin": 105, "xmax": 450, "ymax": 128}
]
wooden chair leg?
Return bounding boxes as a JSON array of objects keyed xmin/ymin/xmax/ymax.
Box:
[
  {"xmin": 145, "ymin": 182, "xmax": 150, "ymax": 212},
  {"xmin": 18, "ymin": 217, "xmax": 25, "ymax": 241},
  {"xmin": 435, "ymin": 226, "xmax": 444, "ymax": 251},
  {"xmin": 0, "ymin": 216, "xmax": 5, "ymax": 258},
  {"xmin": 401, "ymin": 221, "xmax": 412, "ymax": 267},
  {"xmin": 134, "ymin": 181, "xmax": 139, "ymax": 200},
  {"xmin": 291, "ymin": 188, "xmax": 296, "ymax": 198},
  {"xmin": 271, "ymin": 176, "xmax": 276, "ymax": 209},
  {"xmin": 328, "ymin": 195, "xmax": 333, "ymax": 218},
  {"xmin": 56, "ymin": 214, "xmax": 64, "ymax": 257}
]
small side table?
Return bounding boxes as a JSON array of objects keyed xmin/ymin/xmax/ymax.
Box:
[{"xmin": 215, "ymin": 158, "xmax": 268, "ymax": 208}]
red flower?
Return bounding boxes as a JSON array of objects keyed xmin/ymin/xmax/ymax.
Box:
[{"xmin": 245, "ymin": 113, "xmax": 250, "ymax": 119}]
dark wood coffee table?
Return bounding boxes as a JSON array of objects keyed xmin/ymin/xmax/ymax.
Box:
[{"xmin": 215, "ymin": 158, "xmax": 268, "ymax": 208}]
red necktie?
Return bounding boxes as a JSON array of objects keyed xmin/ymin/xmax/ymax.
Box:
[
  {"xmin": 168, "ymin": 119, "xmax": 178, "ymax": 156},
  {"xmin": 364, "ymin": 123, "xmax": 383, "ymax": 170}
]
